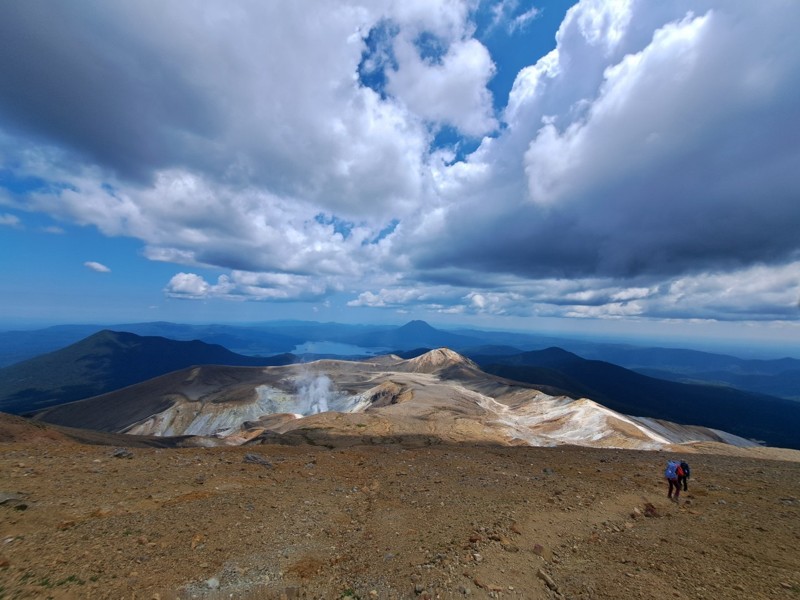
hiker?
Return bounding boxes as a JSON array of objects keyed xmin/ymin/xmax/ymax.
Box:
[
  {"xmin": 665, "ymin": 460, "xmax": 684, "ymax": 502},
  {"xmin": 679, "ymin": 460, "xmax": 691, "ymax": 492}
]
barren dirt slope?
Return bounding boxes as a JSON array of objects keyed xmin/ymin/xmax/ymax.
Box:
[{"xmin": 1, "ymin": 433, "xmax": 799, "ymax": 600}]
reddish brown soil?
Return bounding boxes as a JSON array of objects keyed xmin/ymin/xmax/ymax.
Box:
[{"xmin": 1, "ymin": 431, "xmax": 799, "ymax": 600}]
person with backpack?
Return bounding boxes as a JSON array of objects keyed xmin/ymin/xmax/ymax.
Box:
[
  {"xmin": 679, "ymin": 460, "xmax": 691, "ymax": 492},
  {"xmin": 665, "ymin": 460, "xmax": 684, "ymax": 502}
]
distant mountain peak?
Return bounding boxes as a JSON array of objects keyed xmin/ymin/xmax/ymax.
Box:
[
  {"xmin": 404, "ymin": 348, "xmax": 477, "ymax": 373},
  {"xmin": 0, "ymin": 330, "xmax": 290, "ymax": 415},
  {"xmin": 398, "ymin": 320, "xmax": 436, "ymax": 331}
]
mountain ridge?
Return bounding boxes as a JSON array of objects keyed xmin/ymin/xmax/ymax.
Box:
[
  {"xmin": 0, "ymin": 330, "xmax": 295, "ymax": 414},
  {"xmin": 467, "ymin": 348, "xmax": 800, "ymax": 449},
  {"xmin": 31, "ymin": 348, "xmax": 767, "ymax": 453},
  {"xmin": 3, "ymin": 320, "xmax": 799, "ymax": 405}
]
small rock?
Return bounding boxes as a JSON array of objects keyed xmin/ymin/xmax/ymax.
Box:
[
  {"xmin": 733, "ymin": 584, "xmax": 744, "ymax": 592},
  {"xmin": 533, "ymin": 544, "xmax": 545, "ymax": 557},
  {"xmin": 243, "ymin": 453, "xmax": 273, "ymax": 468},
  {"xmin": 112, "ymin": 448, "xmax": 133, "ymax": 459},
  {"xmin": 537, "ymin": 568, "xmax": 557, "ymax": 591},
  {"xmin": 0, "ymin": 493, "xmax": 25, "ymax": 506},
  {"xmin": 502, "ymin": 542, "xmax": 520, "ymax": 553},
  {"xmin": 206, "ymin": 577, "xmax": 220, "ymax": 590},
  {"xmin": 643, "ymin": 503, "xmax": 660, "ymax": 518},
  {"xmin": 369, "ymin": 590, "xmax": 378, "ymax": 598}
]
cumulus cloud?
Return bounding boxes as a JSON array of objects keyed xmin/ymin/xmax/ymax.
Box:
[
  {"xmin": 355, "ymin": 259, "xmax": 800, "ymax": 322},
  {"xmin": 387, "ymin": 37, "xmax": 498, "ymax": 137},
  {"xmin": 2, "ymin": 0, "xmax": 800, "ymax": 326},
  {"xmin": 165, "ymin": 271, "xmax": 331, "ymax": 302},
  {"xmin": 407, "ymin": 0, "xmax": 800, "ymax": 281},
  {"xmin": 84, "ymin": 261, "xmax": 111, "ymax": 273},
  {"xmin": 347, "ymin": 286, "xmax": 447, "ymax": 308}
]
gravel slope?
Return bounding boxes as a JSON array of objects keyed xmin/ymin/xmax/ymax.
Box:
[{"xmin": 1, "ymin": 432, "xmax": 798, "ymax": 599}]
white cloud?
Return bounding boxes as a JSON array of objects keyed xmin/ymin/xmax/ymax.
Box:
[
  {"xmin": 510, "ymin": 7, "xmax": 541, "ymax": 33},
  {"xmin": 84, "ymin": 261, "xmax": 111, "ymax": 273},
  {"xmin": 352, "ymin": 260, "xmax": 800, "ymax": 322},
  {"xmin": 0, "ymin": 1, "xmax": 429, "ymax": 216},
  {"xmin": 406, "ymin": 0, "xmax": 800, "ymax": 287},
  {"xmin": 347, "ymin": 286, "xmax": 448, "ymax": 308},
  {"xmin": 465, "ymin": 291, "xmax": 525, "ymax": 315},
  {"xmin": 0, "ymin": 213, "xmax": 21, "ymax": 228},
  {"xmin": 165, "ymin": 271, "xmax": 331, "ymax": 302},
  {"xmin": 22, "ymin": 167, "xmax": 397, "ymax": 279},
  {"xmin": 655, "ymin": 262, "xmax": 800, "ymax": 321},
  {"xmin": 487, "ymin": 1, "xmax": 540, "ymax": 35},
  {"xmin": 388, "ymin": 0, "xmax": 473, "ymax": 42},
  {"xmin": 2, "ymin": 0, "xmax": 800, "ymax": 328},
  {"xmin": 524, "ymin": 11, "xmax": 714, "ymax": 206},
  {"xmin": 164, "ymin": 273, "xmax": 210, "ymax": 298},
  {"xmin": 566, "ymin": 0, "xmax": 633, "ymax": 54},
  {"xmin": 388, "ymin": 36, "xmax": 498, "ymax": 137}
]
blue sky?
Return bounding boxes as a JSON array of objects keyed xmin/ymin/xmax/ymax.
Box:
[{"xmin": 1, "ymin": 0, "xmax": 799, "ymax": 353}]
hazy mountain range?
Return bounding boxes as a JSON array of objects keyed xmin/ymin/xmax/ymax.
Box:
[
  {"xmin": 1, "ymin": 321, "xmax": 799, "ymax": 450},
  {"xmin": 28, "ymin": 348, "xmax": 755, "ymax": 453},
  {"xmin": 3, "ymin": 320, "xmax": 799, "ymax": 399}
]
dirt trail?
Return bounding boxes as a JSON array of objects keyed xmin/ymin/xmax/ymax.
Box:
[{"xmin": 0, "ymin": 439, "xmax": 798, "ymax": 599}]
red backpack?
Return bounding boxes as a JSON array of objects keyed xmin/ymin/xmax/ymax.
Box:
[{"xmin": 665, "ymin": 461, "xmax": 683, "ymax": 479}]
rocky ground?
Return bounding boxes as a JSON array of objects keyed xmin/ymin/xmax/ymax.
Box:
[{"xmin": 1, "ymin": 423, "xmax": 799, "ymax": 599}]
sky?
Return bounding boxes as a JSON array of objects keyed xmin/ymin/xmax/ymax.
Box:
[{"xmin": 1, "ymin": 0, "xmax": 799, "ymax": 352}]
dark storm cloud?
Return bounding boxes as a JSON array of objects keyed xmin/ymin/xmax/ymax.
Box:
[{"xmin": 0, "ymin": 3, "xmax": 221, "ymax": 181}]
